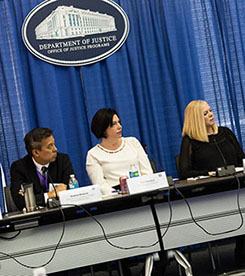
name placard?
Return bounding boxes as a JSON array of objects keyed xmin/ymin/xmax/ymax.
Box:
[
  {"xmin": 127, "ymin": 172, "xmax": 169, "ymax": 194},
  {"xmin": 59, "ymin": 185, "xmax": 102, "ymax": 206}
]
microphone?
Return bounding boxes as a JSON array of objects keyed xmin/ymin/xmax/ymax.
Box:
[
  {"xmin": 212, "ymin": 138, "xmax": 236, "ymax": 177},
  {"xmin": 213, "ymin": 138, "xmax": 227, "ymax": 168},
  {"xmin": 142, "ymin": 143, "xmax": 174, "ymax": 185},
  {"xmin": 142, "ymin": 143, "xmax": 160, "ymax": 173},
  {"xmin": 42, "ymin": 167, "xmax": 60, "ymax": 208}
]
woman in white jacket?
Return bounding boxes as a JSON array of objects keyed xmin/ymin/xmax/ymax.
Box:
[{"xmin": 86, "ymin": 108, "xmax": 153, "ymax": 195}]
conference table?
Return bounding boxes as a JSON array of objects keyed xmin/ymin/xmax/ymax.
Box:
[
  {"xmin": 0, "ymin": 173, "xmax": 244, "ymax": 276},
  {"xmin": 159, "ymin": 173, "xmax": 245, "ymax": 250}
]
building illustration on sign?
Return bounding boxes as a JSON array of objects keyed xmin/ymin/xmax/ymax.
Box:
[{"xmin": 35, "ymin": 5, "xmax": 117, "ymax": 39}]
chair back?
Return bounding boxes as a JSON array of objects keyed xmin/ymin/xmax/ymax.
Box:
[
  {"xmin": 4, "ymin": 186, "xmax": 18, "ymax": 213},
  {"xmin": 175, "ymin": 155, "xmax": 180, "ymax": 177},
  {"xmin": 150, "ymin": 160, "xmax": 157, "ymax": 173}
]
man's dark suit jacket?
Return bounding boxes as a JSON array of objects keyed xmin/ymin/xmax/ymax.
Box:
[{"xmin": 10, "ymin": 153, "xmax": 74, "ymax": 210}]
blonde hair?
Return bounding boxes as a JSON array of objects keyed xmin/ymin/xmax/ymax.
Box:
[{"xmin": 182, "ymin": 100, "xmax": 218, "ymax": 142}]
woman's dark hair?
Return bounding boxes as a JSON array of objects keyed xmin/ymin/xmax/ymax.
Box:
[
  {"xmin": 91, "ymin": 108, "xmax": 119, "ymax": 139},
  {"xmin": 24, "ymin": 128, "xmax": 53, "ymax": 156}
]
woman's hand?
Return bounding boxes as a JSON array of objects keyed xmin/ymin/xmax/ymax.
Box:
[{"xmin": 208, "ymin": 171, "xmax": 216, "ymax": 177}]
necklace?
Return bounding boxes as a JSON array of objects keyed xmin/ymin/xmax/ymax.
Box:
[{"xmin": 97, "ymin": 139, "xmax": 125, "ymax": 154}]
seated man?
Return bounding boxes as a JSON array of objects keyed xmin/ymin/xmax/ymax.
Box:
[{"xmin": 10, "ymin": 127, "xmax": 75, "ymax": 211}]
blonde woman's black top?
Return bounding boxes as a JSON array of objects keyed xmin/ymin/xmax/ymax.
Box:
[{"xmin": 179, "ymin": 126, "xmax": 245, "ymax": 179}]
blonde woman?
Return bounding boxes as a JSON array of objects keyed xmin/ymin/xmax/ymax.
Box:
[
  {"xmin": 179, "ymin": 100, "xmax": 244, "ymax": 180},
  {"xmin": 179, "ymin": 100, "xmax": 245, "ymax": 267}
]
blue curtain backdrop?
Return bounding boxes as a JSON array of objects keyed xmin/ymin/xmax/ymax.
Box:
[
  {"xmin": 191, "ymin": 0, "xmax": 245, "ymax": 145},
  {"xmin": 0, "ymin": 164, "xmax": 4, "ymax": 213},
  {"xmin": 1, "ymin": 0, "xmax": 245, "ymax": 210}
]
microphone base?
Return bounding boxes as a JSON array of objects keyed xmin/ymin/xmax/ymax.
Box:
[
  {"xmin": 47, "ymin": 197, "xmax": 60, "ymax": 208},
  {"xmin": 167, "ymin": 176, "xmax": 174, "ymax": 186},
  {"xmin": 216, "ymin": 165, "xmax": 236, "ymax": 177}
]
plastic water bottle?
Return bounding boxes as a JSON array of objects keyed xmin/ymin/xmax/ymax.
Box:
[
  {"xmin": 33, "ymin": 267, "xmax": 47, "ymax": 276},
  {"xmin": 129, "ymin": 164, "xmax": 139, "ymax": 178},
  {"xmin": 68, "ymin": 174, "xmax": 79, "ymax": 189}
]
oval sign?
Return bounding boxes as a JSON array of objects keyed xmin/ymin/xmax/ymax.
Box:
[{"xmin": 22, "ymin": 0, "xmax": 130, "ymax": 66}]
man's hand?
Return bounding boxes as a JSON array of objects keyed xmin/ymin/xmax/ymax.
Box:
[
  {"xmin": 47, "ymin": 183, "xmax": 67, "ymax": 198},
  {"xmin": 18, "ymin": 189, "xmax": 24, "ymax": 196}
]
